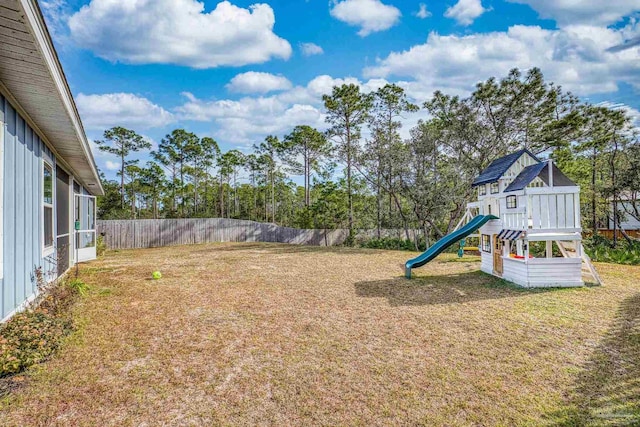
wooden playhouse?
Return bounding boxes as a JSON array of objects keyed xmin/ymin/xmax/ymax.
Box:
[{"xmin": 460, "ymin": 149, "xmax": 601, "ymax": 288}]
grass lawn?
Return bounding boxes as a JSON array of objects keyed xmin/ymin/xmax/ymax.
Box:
[{"xmin": 1, "ymin": 243, "xmax": 638, "ymax": 426}]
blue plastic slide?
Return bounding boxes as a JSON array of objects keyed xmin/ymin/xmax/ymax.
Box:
[{"xmin": 405, "ymin": 215, "xmax": 498, "ymax": 278}]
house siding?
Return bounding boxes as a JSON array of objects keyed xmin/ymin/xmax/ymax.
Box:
[
  {"xmin": 1, "ymin": 94, "xmax": 57, "ymax": 320},
  {"xmin": 613, "ymin": 202, "xmax": 640, "ymax": 230}
]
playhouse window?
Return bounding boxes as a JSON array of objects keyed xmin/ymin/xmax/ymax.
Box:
[
  {"xmin": 506, "ymin": 195, "xmax": 517, "ymax": 209},
  {"xmin": 43, "ymin": 161, "xmax": 54, "ymax": 254},
  {"xmin": 490, "ymin": 182, "xmax": 499, "ymax": 194},
  {"xmin": 481, "ymin": 235, "xmax": 491, "ymax": 252},
  {"xmin": 478, "ymin": 185, "xmax": 486, "ymax": 196}
]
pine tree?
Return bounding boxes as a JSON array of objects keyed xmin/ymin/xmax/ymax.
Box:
[
  {"xmin": 95, "ymin": 127, "xmax": 150, "ymax": 210},
  {"xmin": 323, "ymin": 84, "xmax": 373, "ymax": 243}
]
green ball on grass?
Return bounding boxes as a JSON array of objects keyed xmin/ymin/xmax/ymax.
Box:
[{"xmin": 152, "ymin": 271, "xmax": 162, "ymax": 280}]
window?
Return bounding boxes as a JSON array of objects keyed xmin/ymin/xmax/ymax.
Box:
[
  {"xmin": 482, "ymin": 235, "xmax": 491, "ymax": 252},
  {"xmin": 506, "ymin": 195, "xmax": 517, "ymax": 209},
  {"xmin": 528, "ymin": 179, "xmax": 543, "ymax": 188},
  {"xmin": 491, "ymin": 182, "xmax": 499, "ymax": 194},
  {"xmin": 43, "ymin": 162, "xmax": 54, "ymax": 253},
  {"xmin": 478, "ymin": 185, "xmax": 487, "ymax": 196},
  {"xmin": 75, "ymin": 195, "xmax": 96, "ymax": 250}
]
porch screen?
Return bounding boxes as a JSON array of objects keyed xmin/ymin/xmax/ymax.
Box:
[{"xmin": 56, "ymin": 167, "xmax": 70, "ymax": 275}]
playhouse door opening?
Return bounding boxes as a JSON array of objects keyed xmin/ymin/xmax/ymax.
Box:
[{"xmin": 493, "ymin": 235, "xmax": 503, "ymax": 276}]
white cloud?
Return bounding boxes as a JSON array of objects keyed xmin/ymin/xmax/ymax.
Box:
[
  {"xmin": 177, "ymin": 94, "xmax": 326, "ymax": 145},
  {"xmin": 105, "ymin": 160, "xmax": 120, "ymax": 171},
  {"xmin": 300, "ymin": 42, "xmax": 324, "ymax": 56},
  {"xmin": 140, "ymin": 135, "xmax": 159, "ymax": 152},
  {"xmin": 507, "ymin": 0, "xmax": 639, "ymax": 26},
  {"xmin": 40, "ymin": 0, "xmax": 71, "ymax": 43},
  {"xmin": 88, "ymin": 138, "xmax": 106, "ymax": 162},
  {"xmin": 415, "ymin": 3, "xmax": 431, "ymax": 19},
  {"xmin": 330, "ymin": 0, "xmax": 402, "ymax": 37},
  {"xmin": 444, "ymin": 0, "xmax": 487, "ymax": 26},
  {"xmin": 68, "ymin": 0, "xmax": 292, "ymax": 68},
  {"xmin": 364, "ymin": 24, "xmax": 640, "ymax": 97},
  {"xmin": 607, "ymin": 35, "xmax": 640, "ymax": 53},
  {"xmin": 176, "ymin": 75, "xmax": 391, "ymax": 145},
  {"xmin": 597, "ymin": 102, "xmax": 640, "ymax": 129},
  {"xmin": 625, "ymin": 106, "xmax": 640, "ymax": 128},
  {"xmin": 76, "ymin": 93, "xmax": 175, "ymax": 130},
  {"xmin": 226, "ymin": 72, "xmax": 293, "ymax": 94},
  {"xmin": 306, "ymin": 75, "xmax": 362, "ymax": 97}
]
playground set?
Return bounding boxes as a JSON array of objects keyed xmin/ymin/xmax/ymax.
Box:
[{"xmin": 405, "ymin": 149, "xmax": 601, "ymax": 287}]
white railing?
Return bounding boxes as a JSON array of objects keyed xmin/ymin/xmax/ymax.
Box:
[
  {"xmin": 502, "ymin": 210, "xmax": 528, "ymax": 229},
  {"xmin": 491, "ymin": 188, "xmax": 581, "ymax": 231},
  {"xmin": 527, "ymin": 190, "xmax": 580, "ymax": 230},
  {"xmin": 470, "ymin": 187, "xmax": 582, "ymax": 231}
]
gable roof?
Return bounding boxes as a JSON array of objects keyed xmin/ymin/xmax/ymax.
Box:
[
  {"xmin": 538, "ymin": 163, "xmax": 576, "ymax": 187},
  {"xmin": 504, "ymin": 163, "xmax": 547, "ymax": 192},
  {"xmin": 472, "ymin": 149, "xmax": 540, "ymax": 187},
  {"xmin": 504, "ymin": 161, "xmax": 577, "ymax": 192}
]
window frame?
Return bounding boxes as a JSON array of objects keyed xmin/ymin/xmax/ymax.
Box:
[
  {"xmin": 481, "ymin": 234, "xmax": 491, "ymax": 253},
  {"xmin": 43, "ymin": 160, "xmax": 54, "ymax": 257},
  {"xmin": 478, "ymin": 185, "xmax": 487, "ymax": 196},
  {"xmin": 506, "ymin": 195, "xmax": 517, "ymax": 209},
  {"xmin": 490, "ymin": 182, "xmax": 499, "ymax": 194}
]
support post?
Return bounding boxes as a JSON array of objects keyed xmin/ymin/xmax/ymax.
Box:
[
  {"xmin": 405, "ymin": 264, "xmax": 412, "ymax": 279},
  {"xmin": 556, "ymin": 241, "xmax": 570, "ymax": 258},
  {"xmin": 581, "ymin": 244, "xmax": 603, "ymax": 285}
]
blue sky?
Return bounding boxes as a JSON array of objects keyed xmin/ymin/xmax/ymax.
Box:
[{"xmin": 41, "ymin": 0, "xmax": 640, "ymax": 180}]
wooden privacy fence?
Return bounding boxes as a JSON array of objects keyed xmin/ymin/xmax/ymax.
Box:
[
  {"xmin": 97, "ymin": 218, "xmax": 422, "ymax": 250},
  {"xmin": 597, "ymin": 229, "xmax": 640, "ymax": 240}
]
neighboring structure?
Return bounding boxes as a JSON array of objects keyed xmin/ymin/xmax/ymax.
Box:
[
  {"xmin": 601, "ymin": 193, "xmax": 640, "ymax": 239},
  {"xmin": 462, "ymin": 149, "xmax": 600, "ymax": 287},
  {"xmin": 0, "ymin": 0, "xmax": 103, "ymax": 321}
]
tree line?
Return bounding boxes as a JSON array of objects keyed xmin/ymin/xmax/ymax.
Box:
[{"xmin": 97, "ymin": 68, "xmax": 639, "ymax": 247}]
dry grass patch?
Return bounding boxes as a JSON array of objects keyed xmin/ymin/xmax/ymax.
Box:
[{"xmin": 0, "ymin": 243, "xmax": 638, "ymax": 426}]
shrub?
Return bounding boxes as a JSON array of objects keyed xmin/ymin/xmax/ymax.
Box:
[
  {"xmin": 360, "ymin": 237, "xmax": 429, "ymax": 252},
  {"xmin": 67, "ymin": 278, "xmax": 90, "ymax": 297},
  {"xmin": 0, "ymin": 274, "xmax": 87, "ymax": 377},
  {"xmin": 528, "ymin": 241, "xmax": 563, "ymax": 258},
  {"xmin": 96, "ymin": 235, "xmax": 106, "ymax": 257},
  {"xmin": 360, "ymin": 236, "xmax": 479, "ymax": 254},
  {"xmin": 343, "ymin": 233, "xmax": 356, "ymax": 247},
  {"xmin": 584, "ymin": 236, "xmax": 640, "ymax": 265},
  {"xmin": 0, "ymin": 311, "xmax": 71, "ymax": 376}
]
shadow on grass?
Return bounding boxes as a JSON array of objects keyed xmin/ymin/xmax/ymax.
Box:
[
  {"xmin": 0, "ymin": 375, "xmax": 28, "ymax": 398},
  {"xmin": 546, "ymin": 293, "xmax": 640, "ymax": 426},
  {"xmin": 354, "ymin": 271, "xmax": 551, "ymax": 307}
]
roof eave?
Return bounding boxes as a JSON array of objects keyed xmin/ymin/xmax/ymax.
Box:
[
  {"xmin": 471, "ymin": 178, "xmax": 498, "ymax": 187},
  {"xmin": 18, "ymin": 0, "xmax": 104, "ymax": 196}
]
